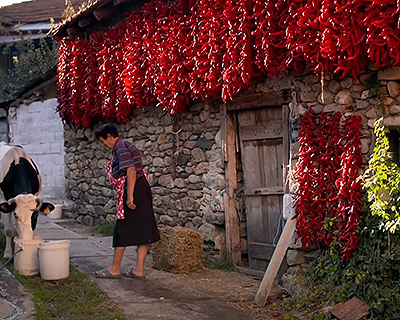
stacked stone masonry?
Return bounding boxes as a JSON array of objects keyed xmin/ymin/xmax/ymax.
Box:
[
  {"xmin": 64, "ymin": 68, "xmax": 399, "ymax": 272},
  {"xmin": 64, "ymin": 105, "xmax": 223, "ymax": 241}
]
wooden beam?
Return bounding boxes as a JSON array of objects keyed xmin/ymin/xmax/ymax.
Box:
[
  {"xmin": 283, "ymin": 105, "xmax": 290, "ymax": 193},
  {"xmin": 244, "ymin": 187, "xmax": 284, "ymax": 196},
  {"xmin": 114, "ymin": 0, "xmax": 131, "ymax": 4},
  {"xmin": 93, "ymin": 7, "xmax": 112, "ymax": 21},
  {"xmin": 225, "ymin": 91, "xmax": 291, "ymax": 111},
  {"xmin": 222, "ymin": 105, "xmax": 242, "ymax": 266},
  {"xmin": 66, "ymin": 27, "xmax": 79, "ymax": 37},
  {"xmin": 78, "ymin": 18, "xmax": 92, "ymax": 28},
  {"xmin": 254, "ymin": 216, "xmax": 296, "ymax": 306}
]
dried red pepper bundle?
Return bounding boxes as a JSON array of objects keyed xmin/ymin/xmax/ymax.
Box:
[
  {"xmin": 188, "ymin": 0, "xmax": 225, "ymax": 102},
  {"xmin": 295, "ymin": 112, "xmax": 363, "ymax": 260},
  {"xmin": 56, "ymin": 39, "xmax": 73, "ymax": 125},
  {"xmin": 253, "ymin": 0, "xmax": 290, "ymax": 77}
]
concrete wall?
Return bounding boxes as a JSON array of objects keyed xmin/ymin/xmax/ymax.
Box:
[{"xmin": 8, "ymin": 97, "xmax": 65, "ymax": 202}]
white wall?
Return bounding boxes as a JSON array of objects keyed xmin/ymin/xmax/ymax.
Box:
[{"xmin": 8, "ymin": 98, "xmax": 65, "ymax": 202}]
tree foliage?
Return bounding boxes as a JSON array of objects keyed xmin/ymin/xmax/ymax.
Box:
[
  {"xmin": 0, "ymin": 34, "xmax": 58, "ymax": 102},
  {"xmin": 361, "ymin": 117, "xmax": 400, "ymax": 232}
]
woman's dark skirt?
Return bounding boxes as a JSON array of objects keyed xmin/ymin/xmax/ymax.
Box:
[{"xmin": 113, "ymin": 176, "xmax": 160, "ymax": 247}]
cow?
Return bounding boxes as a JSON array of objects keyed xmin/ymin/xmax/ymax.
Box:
[{"xmin": 0, "ymin": 142, "xmax": 54, "ymax": 259}]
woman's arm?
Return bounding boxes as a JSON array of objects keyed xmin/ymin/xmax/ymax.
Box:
[{"xmin": 126, "ymin": 166, "xmax": 137, "ymax": 210}]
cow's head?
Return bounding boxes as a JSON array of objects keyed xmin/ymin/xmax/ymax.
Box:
[{"xmin": 0, "ymin": 194, "xmax": 55, "ymax": 240}]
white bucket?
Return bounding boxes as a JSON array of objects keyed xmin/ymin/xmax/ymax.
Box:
[
  {"xmin": 14, "ymin": 236, "xmax": 42, "ymax": 276},
  {"xmin": 38, "ymin": 240, "xmax": 70, "ymax": 280},
  {"xmin": 47, "ymin": 204, "xmax": 62, "ymax": 219}
]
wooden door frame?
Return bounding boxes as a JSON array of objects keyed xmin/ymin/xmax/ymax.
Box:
[{"xmin": 220, "ymin": 91, "xmax": 291, "ymax": 266}]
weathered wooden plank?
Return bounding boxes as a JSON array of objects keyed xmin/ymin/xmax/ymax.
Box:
[
  {"xmin": 78, "ymin": 18, "xmax": 92, "ymax": 28},
  {"xmin": 114, "ymin": 0, "xmax": 131, "ymax": 5},
  {"xmin": 245, "ymin": 187, "xmax": 284, "ymax": 196},
  {"xmin": 223, "ymin": 112, "xmax": 242, "ymax": 265},
  {"xmin": 248, "ymin": 242, "xmax": 276, "ymax": 260},
  {"xmin": 226, "ymin": 91, "xmax": 291, "ymax": 111},
  {"xmin": 93, "ymin": 7, "xmax": 112, "ymax": 21},
  {"xmin": 254, "ymin": 216, "xmax": 296, "ymax": 306},
  {"xmin": 283, "ymin": 105, "xmax": 290, "ymax": 192},
  {"xmin": 240, "ymin": 123, "xmax": 283, "ymax": 141}
]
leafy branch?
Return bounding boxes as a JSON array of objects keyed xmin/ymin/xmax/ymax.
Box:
[{"xmin": 361, "ymin": 117, "xmax": 400, "ymax": 233}]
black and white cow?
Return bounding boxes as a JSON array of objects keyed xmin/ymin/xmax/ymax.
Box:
[{"xmin": 0, "ymin": 142, "xmax": 54, "ymax": 259}]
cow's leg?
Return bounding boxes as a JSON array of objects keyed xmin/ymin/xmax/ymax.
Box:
[{"xmin": 1, "ymin": 213, "xmax": 14, "ymax": 259}]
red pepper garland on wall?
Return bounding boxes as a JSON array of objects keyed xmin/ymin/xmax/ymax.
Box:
[
  {"xmin": 294, "ymin": 112, "xmax": 363, "ymax": 261},
  {"xmin": 57, "ymin": 0, "xmax": 400, "ymax": 126}
]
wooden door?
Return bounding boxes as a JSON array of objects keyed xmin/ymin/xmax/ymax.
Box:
[{"xmin": 238, "ymin": 106, "xmax": 286, "ymax": 270}]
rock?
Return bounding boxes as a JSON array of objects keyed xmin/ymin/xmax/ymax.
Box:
[
  {"xmin": 101, "ymin": 187, "xmax": 113, "ymax": 197},
  {"xmin": 187, "ymin": 190, "xmax": 203, "ymax": 197},
  {"xmin": 178, "ymin": 155, "xmax": 190, "ymax": 166},
  {"xmin": 153, "ymin": 157, "xmax": 164, "ymax": 167},
  {"xmin": 361, "ymin": 90, "xmax": 370, "ymax": 99},
  {"xmin": 382, "ymin": 96, "xmax": 394, "ymax": 105},
  {"xmin": 387, "ymin": 81, "xmax": 400, "ymax": 98},
  {"xmin": 204, "ymin": 207, "xmax": 225, "ymax": 225},
  {"xmin": 195, "ymin": 162, "xmax": 209, "ymax": 175},
  {"xmin": 328, "ymin": 80, "xmax": 341, "ymax": 94},
  {"xmin": 286, "ymin": 249, "xmax": 306, "ymax": 266},
  {"xmin": 206, "ymin": 149, "xmax": 222, "ymax": 162},
  {"xmin": 197, "ymin": 222, "xmax": 214, "ymax": 241},
  {"xmin": 340, "ymin": 78, "xmax": 353, "ymax": 89},
  {"xmin": 188, "ymin": 175, "xmax": 202, "ymax": 183},
  {"xmin": 192, "ymin": 216, "xmax": 203, "ymax": 226},
  {"xmin": 384, "ymin": 116, "xmax": 400, "ymax": 127},
  {"xmin": 158, "ymin": 175, "xmax": 174, "ymax": 188},
  {"xmin": 196, "ymin": 138, "xmax": 214, "ymax": 150},
  {"xmin": 299, "ymin": 90, "xmax": 316, "ymax": 102},
  {"xmin": 356, "ymin": 100, "xmax": 369, "ymax": 110},
  {"xmin": 159, "ymin": 215, "xmax": 174, "ymax": 226},
  {"xmin": 361, "ymin": 139, "xmax": 370, "ymax": 154},
  {"xmin": 83, "ymin": 215, "xmax": 94, "ymax": 226},
  {"xmin": 204, "ymin": 132, "xmax": 214, "ymax": 140},
  {"xmin": 366, "ymin": 108, "xmax": 378, "ymax": 119},
  {"xmin": 303, "ymin": 74, "xmax": 319, "ymax": 84},
  {"xmin": 334, "ymin": 90, "xmax": 353, "ymax": 105},
  {"xmin": 215, "ymin": 130, "xmax": 222, "ymax": 147},
  {"xmin": 390, "ymin": 105, "xmax": 400, "ymax": 115},
  {"xmin": 304, "ymin": 250, "xmax": 320, "ymax": 262},
  {"xmin": 323, "ymin": 104, "xmax": 345, "ymax": 113},
  {"xmin": 203, "ymin": 172, "xmax": 225, "ymax": 189},
  {"xmin": 174, "ymin": 178, "xmax": 186, "ymax": 188},
  {"xmin": 317, "ymin": 90, "xmax": 334, "ymax": 104},
  {"xmin": 191, "ymin": 148, "xmax": 206, "ymax": 163},
  {"xmin": 378, "ymin": 66, "xmax": 400, "ymax": 80}
]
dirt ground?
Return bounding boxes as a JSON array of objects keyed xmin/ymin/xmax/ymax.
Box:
[{"xmin": 69, "ymin": 221, "xmax": 283, "ymax": 320}]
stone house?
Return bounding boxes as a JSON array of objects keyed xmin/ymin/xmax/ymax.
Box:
[
  {"xmin": 0, "ymin": 0, "xmax": 86, "ymax": 201},
  {"xmin": 51, "ymin": 0, "xmax": 400, "ymax": 275}
]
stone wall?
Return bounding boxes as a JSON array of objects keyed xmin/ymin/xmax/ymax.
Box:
[
  {"xmin": 64, "ymin": 104, "xmax": 223, "ymax": 241},
  {"xmin": 8, "ymin": 97, "xmax": 65, "ymax": 202},
  {"xmin": 64, "ymin": 67, "xmax": 400, "ymax": 272}
]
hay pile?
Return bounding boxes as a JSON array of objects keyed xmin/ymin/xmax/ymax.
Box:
[{"xmin": 151, "ymin": 226, "xmax": 204, "ymax": 273}]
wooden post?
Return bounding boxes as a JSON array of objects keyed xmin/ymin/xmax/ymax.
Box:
[
  {"xmin": 254, "ymin": 215, "xmax": 296, "ymax": 306},
  {"xmin": 222, "ymin": 106, "xmax": 242, "ymax": 266}
]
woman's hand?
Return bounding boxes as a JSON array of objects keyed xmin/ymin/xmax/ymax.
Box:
[{"xmin": 127, "ymin": 195, "xmax": 136, "ymax": 210}]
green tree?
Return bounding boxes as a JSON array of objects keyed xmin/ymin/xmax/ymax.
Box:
[
  {"xmin": 0, "ymin": 33, "xmax": 58, "ymax": 102},
  {"xmin": 361, "ymin": 117, "xmax": 400, "ymax": 232}
]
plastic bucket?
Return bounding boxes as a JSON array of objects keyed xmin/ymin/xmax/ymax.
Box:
[
  {"xmin": 47, "ymin": 204, "xmax": 62, "ymax": 219},
  {"xmin": 14, "ymin": 236, "xmax": 42, "ymax": 276},
  {"xmin": 38, "ymin": 240, "xmax": 70, "ymax": 280}
]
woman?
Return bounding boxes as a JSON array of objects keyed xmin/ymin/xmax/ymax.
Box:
[{"xmin": 94, "ymin": 124, "xmax": 160, "ymax": 279}]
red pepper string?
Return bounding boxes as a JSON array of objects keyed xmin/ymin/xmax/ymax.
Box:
[
  {"xmin": 295, "ymin": 112, "xmax": 363, "ymax": 260},
  {"xmin": 56, "ymin": 39, "xmax": 72, "ymax": 125},
  {"xmin": 57, "ymin": 0, "xmax": 400, "ymax": 127}
]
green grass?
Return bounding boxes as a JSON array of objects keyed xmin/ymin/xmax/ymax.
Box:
[
  {"xmin": 92, "ymin": 222, "xmax": 115, "ymax": 236},
  {"xmin": 1, "ymin": 223, "xmax": 125, "ymax": 320},
  {"xmin": 12, "ymin": 266, "xmax": 125, "ymax": 320}
]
